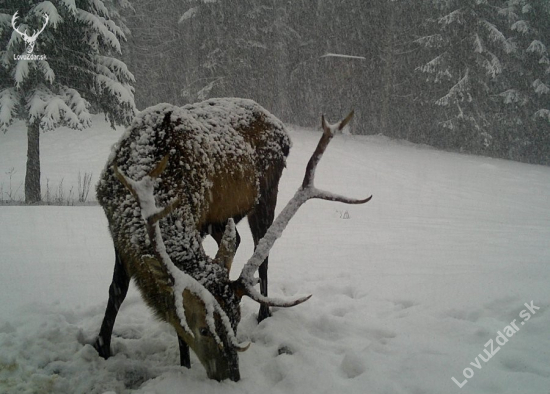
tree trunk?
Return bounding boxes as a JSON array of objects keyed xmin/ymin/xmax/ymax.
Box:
[
  {"xmin": 25, "ymin": 120, "xmax": 41, "ymax": 204},
  {"xmin": 380, "ymin": 5, "xmax": 396, "ymax": 137}
]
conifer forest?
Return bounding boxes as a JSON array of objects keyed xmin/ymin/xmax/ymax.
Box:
[{"xmin": 124, "ymin": 0, "xmax": 550, "ymax": 164}]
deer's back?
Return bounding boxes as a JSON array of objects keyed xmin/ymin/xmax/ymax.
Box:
[{"xmin": 97, "ymin": 98, "xmax": 290, "ymax": 264}]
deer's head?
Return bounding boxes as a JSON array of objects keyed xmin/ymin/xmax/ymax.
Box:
[
  {"xmin": 12, "ymin": 12, "xmax": 49, "ymax": 54},
  {"xmin": 177, "ymin": 287, "xmax": 242, "ymax": 381}
]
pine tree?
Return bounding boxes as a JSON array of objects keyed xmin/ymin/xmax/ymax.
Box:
[
  {"xmin": 0, "ymin": 0, "xmax": 135, "ymax": 203},
  {"xmin": 500, "ymin": 0, "xmax": 550, "ymax": 162},
  {"xmin": 121, "ymin": 0, "xmax": 185, "ymax": 109},
  {"xmin": 177, "ymin": 0, "xmax": 300, "ymax": 115},
  {"xmin": 416, "ymin": 0, "xmax": 513, "ymax": 153}
]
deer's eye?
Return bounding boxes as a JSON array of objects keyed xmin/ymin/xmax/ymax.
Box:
[{"xmin": 199, "ymin": 327, "xmax": 210, "ymax": 337}]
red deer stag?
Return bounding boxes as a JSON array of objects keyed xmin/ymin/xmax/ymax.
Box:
[{"xmin": 94, "ymin": 98, "xmax": 371, "ymax": 381}]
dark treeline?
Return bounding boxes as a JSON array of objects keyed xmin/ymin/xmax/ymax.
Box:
[{"xmin": 123, "ymin": 0, "xmax": 550, "ymax": 165}]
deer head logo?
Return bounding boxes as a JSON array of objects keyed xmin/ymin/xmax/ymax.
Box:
[{"xmin": 12, "ymin": 12, "xmax": 49, "ymax": 54}]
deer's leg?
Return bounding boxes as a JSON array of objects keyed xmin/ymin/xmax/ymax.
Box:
[
  {"xmin": 248, "ymin": 185, "xmax": 278, "ymax": 322},
  {"xmin": 178, "ymin": 335, "xmax": 191, "ymax": 368},
  {"xmin": 94, "ymin": 249, "xmax": 130, "ymax": 359}
]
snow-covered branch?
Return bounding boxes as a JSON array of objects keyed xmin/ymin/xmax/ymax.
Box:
[{"xmin": 0, "ymin": 88, "xmax": 20, "ymax": 132}]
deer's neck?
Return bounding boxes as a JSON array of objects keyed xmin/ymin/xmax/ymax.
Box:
[{"xmin": 159, "ymin": 213, "xmax": 204, "ymax": 266}]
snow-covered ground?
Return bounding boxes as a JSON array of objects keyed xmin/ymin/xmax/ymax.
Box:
[{"xmin": 1, "ymin": 117, "xmax": 549, "ymax": 393}]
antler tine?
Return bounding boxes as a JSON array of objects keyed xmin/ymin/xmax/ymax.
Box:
[
  {"xmin": 313, "ymin": 191, "xmax": 372, "ymax": 205},
  {"xmin": 235, "ymin": 110, "xmax": 372, "ymax": 306},
  {"xmin": 242, "ymin": 282, "xmax": 312, "ymax": 308},
  {"xmin": 11, "ymin": 12, "xmax": 28, "ymax": 38}
]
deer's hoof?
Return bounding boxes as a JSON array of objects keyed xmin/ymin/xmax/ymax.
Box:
[{"xmin": 93, "ymin": 337, "xmax": 111, "ymax": 360}]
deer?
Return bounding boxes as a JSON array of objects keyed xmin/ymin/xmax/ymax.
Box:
[
  {"xmin": 11, "ymin": 12, "xmax": 49, "ymax": 54},
  {"xmin": 93, "ymin": 98, "xmax": 372, "ymax": 382}
]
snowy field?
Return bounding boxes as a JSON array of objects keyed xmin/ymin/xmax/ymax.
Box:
[{"xmin": 1, "ymin": 117, "xmax": 549, "ymax": 393}]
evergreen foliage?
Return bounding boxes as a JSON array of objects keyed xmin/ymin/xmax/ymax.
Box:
[
  {"xmin": 1, "ymin": 0, "xmax": 135, "ymax": 131},
  {"xmin": 3, "ymin": 0, "xmax": 548, "ymax": 165},
  {"xmin": 0, "ymin": 0, "xmax": 136, "ymax": 202}
]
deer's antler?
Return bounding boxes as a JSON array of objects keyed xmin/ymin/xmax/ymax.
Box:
[
  {"xmin": 234, "ymin": 110, "xmax": 372, "ymax": 307},
  {"xmin": 11, "ymin": 12, "xmax": 30, "ymax": 40}
]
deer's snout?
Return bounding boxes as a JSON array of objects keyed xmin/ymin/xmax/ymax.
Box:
[{"xmin": 205, "ymin": 351, "xmax": 240, "ymax": 382}]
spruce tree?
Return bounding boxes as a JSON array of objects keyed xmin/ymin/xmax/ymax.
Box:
[
  {"xmin": 0, "ymin": 0, "xmax": 135, "ymax": 203},
  {"xmin": 416, "ymin": 0, "xmax": 513, "ymax": 153},
  {"xmin": 500, "ymin": 0, "xmax": 550, "ymax": 162}
]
